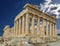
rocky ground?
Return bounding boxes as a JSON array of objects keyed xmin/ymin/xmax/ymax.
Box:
[
  {"xmin": 0, "ymin": 40, "xmax": 60, "ymax": 46},
  {"xmin": 1, "ymin": 41, "xmax": 60, "ymax": 46},
  {"xmin": 0, "ymin": 36, "xmax": 60, "ymax": 46},
  {"xmin": 46, "ymin": 40, "xmax": 60, "ymax": 46}
]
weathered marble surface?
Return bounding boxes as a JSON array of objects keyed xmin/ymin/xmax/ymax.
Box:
[
  {"xmin": 0, "ymin": 41, "xmax": 60, "ymax": 46},
  {"xmin": 47, "ymin": 40, "xmax": 60, "ymax": 46},
  {"xmin": 0, "ymin": 36, "xmax": 60, "ymax": 46}
]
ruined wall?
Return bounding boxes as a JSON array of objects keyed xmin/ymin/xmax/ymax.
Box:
[{"xmin": 3, "ymin": 25, "xmax": 13, "ymax": 39}]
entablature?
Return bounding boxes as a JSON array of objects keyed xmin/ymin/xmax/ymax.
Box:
[
  {"xmin": 26, "ymin": 7, "xmax": 56, "ymax": 23},
  {"xmin": 14, "ymin": 3, "xmax": 56, "ymax": 23}
]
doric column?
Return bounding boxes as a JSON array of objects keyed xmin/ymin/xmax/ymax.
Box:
[
  {"xmin": 20, "ymin": 17, "xmax": 22, "ymax": 35},
  {"xmin": 19, "ymin": 18, "xmax": 21, "ymax": 36},
  {"xmin": 53, "ymin": 23, "xmax": 56, "ymax": 37},
  {"xmin": 37, "ymin": 17, "xmax": 40, "ymax": 36},
  {"xmin": 22, "ymin": 16, "xmax": 25, "ymax": 36},
  {"xmin": 42, "ymin": 18, "xmax": 44, "ymax": 36},
  {"xmin": 54, "ymin": 24, "xmax": 57, "ymax": 36},
  {"xmin": 15, "ymin": 21, "xmax": 17, "ymax": 37},
  {"xmin": 32, "ymin": 16, "xmax": 35, "ymax": 35},
  {"xmin": 25, "ymin": 13, "xmax": 29, "ymax": 35},
  {"xmin": 16, "ymin": 20, "xmax": 19, "ymax": 37},
  {"xmin": 14, "ymin": 21, "xmax": 16, "ymax": 37},
  {"xmin": 46, "ymin": 20, "xmax": 48, "ymax": 36},
  {"xmin": 50, "ymin": 22, "xmax": 52, "ymax": 36}
]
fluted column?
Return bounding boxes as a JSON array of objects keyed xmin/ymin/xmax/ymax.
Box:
[
  {"xmin": 16, "ymin": 20, "xmax": 19, "ymax": 37},
  {"xmin": 37, "ymin": 17, "xmax": 40, "ymax": 36},
  {"xmin": 52, "ymin": 23, "xmax": 53, "ymax": 36},
  {"xmin": 25, "ymin": 13, "xmax": 29, "ymax": 35},
  {"xmin": 55, "ymin": 24, "xmax": 57, "ymax": 36},
  {"xmin": 46, "ymin": 20, "xmax": 48, "ymax": 36},
  {"xmin": 41, "ymin": 18, "xmax": 44, "ymax": 36},
  {"xmin": 20, "ymin": 18, "xmax": 22, "ymax": 35},
  {"xmin": 19, "ymin": 18, "xmax": 21, "ymax": 36},
  {"xmin": 22, "ymin": 16, "xmax": 25, "ymax": 36},
  {"xmin": 50, "ymin": 22, "xmax": 52, "ymax": 36},
  {"xmin": 32, "ymin": 16, "xmax": 35, "ymax": 36},
  {"xmin": 14, "ymin": 21, "xmax": 16, "ymax": 37},
  {"xmin": 15, "ymin": 21, "xmax": 17, "ymax": 37},
  {"xmin": 54, "ymin": 23, "xmax": 56, "ymax": 37}
]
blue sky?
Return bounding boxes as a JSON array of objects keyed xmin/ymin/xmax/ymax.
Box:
[{"xmin": 0, "ymin": 0, "xmax": 60, "ymax": 36}]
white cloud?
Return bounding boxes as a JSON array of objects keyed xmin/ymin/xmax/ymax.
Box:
[
  {"xmin": 39, "ymin": 0, "xmax": 52, "ymax": 12},
  {"xmin": 44, "ymin": 0, "xmax": 52, "ymax": 5},
  {"xmin": 38, "ymin": 0, "xmax": 60, "ymax": 19}
]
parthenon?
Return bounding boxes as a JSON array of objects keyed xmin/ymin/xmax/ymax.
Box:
[{"xmin": 2, "ymin": 3, "xmax": 57, "ymax": 46}]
